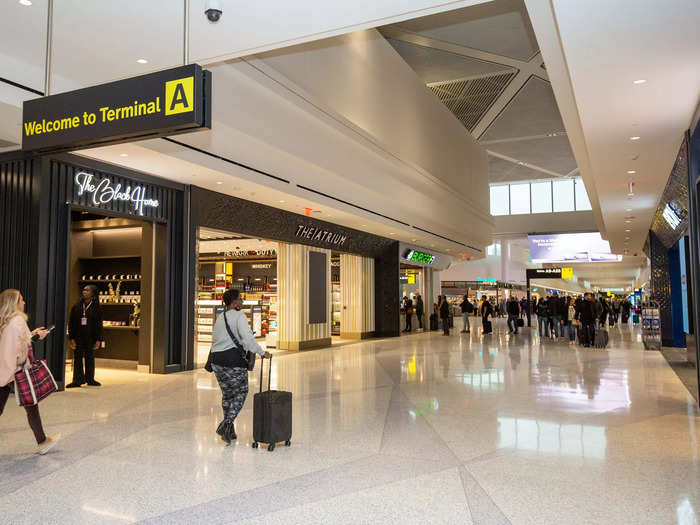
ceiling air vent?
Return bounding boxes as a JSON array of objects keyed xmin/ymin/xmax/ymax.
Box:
[{"xmin": 429, "ymin": 71, "xmax": 517, "ymax": 132}]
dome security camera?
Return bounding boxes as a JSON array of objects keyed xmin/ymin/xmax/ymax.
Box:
[{"xmin": 205, "ymin": 0, "xmax": 223, "ymax": 22}]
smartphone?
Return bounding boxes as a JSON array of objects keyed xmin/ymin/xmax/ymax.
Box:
[{"xmin": 46, "ymin": 325, "xmax": 56, "ymax": 332}]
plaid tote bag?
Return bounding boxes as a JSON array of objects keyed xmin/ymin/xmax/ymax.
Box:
[{"xmin": 14, "ymin": 346, "xmax": 58, "ymax": 406}]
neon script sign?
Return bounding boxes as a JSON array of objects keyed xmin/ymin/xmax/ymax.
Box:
[{"xmin": 74, "ymin": 171, "xmax": 159, "ymax": 215}]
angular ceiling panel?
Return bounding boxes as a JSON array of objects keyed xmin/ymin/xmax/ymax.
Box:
[
  {"xmin": 487, "ymin": 135, "xmax": 577, "ymax": 175},
  {"xmin": 430, "ymin": 72, "xmax": 517, "ymax": 132},
  {"xmin": 395, "ymin": 0, "xmax": 538, "ymax": 61},
  {"xmin": 488, "ymin": 155, "xmax": 552, "ymax": 183},
  {"xmin": 481, "ymin": 76, "xmax": 565, "ymax": 141},
  {"xmin": 385, "ymin": 38, "xmax": 513, "ymax": 83}
]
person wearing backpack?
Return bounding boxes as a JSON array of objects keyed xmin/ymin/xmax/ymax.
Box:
[
  {"xmin": 209, "ymin": 288, "xmax": 271, "ymax": 444},
  {"xmin": 459, "ymin": 294, "xmax": 473, "ymax": 333}
]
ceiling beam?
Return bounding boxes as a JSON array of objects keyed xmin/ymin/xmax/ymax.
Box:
[{"xmin": 487, "ymin": 149, "xmax": 564, "ymax": 178}]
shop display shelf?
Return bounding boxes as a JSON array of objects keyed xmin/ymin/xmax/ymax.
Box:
[
  {"xmin": 104, "ymin": 325, "xmax": 140, "ymax": 330},
  {"xmin": 79, "ymin": 255, "xmax": 141, "ymax": 260},
  {"xmin": 80, "ymin": 279, "xmax": 141, "ymax": 283},
  {"xmin": 99, "ymin": 302, "xmax": 141, "ymax": 306}
]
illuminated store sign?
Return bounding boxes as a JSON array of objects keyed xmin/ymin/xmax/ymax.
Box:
[
  {"xmin": 74, "ymin": 171, "xmax": 159, "ymax": 215},
  {"xmin": 251, "ymin": 263, "xmax": 273, "ymax": 269},
  {"xmin": 405, "ymin": 250, "xmax": 435, "ymax": 264},
  {"xmin": 295, "ymin": 225, "xmax": 348, "ymax": 246}
]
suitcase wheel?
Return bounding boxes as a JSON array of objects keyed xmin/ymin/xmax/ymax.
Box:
[
  {"xmin": 285, "ymin": 440, "xmax": 291, "ymax": 447},
  {"xmin": 252, "ymin": 442, "xmax": 258, "ymax": 449},
  {"xmin": 268, "ymin": 443, "xmax": 275, "ymax": 452}
]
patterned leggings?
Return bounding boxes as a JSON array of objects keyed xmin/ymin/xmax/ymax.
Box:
[{"xmin": 212, "ymin": 364, "xmax": 249, "ymax": 422}]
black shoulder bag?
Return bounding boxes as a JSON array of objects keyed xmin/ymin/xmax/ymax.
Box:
[
  {"xmin": 224, "ymin": 311, "xmax": 256, "ymax": 371},
  {"xmin": 204, "ymin": 311, "xmax": 257, "ymax": 372}
]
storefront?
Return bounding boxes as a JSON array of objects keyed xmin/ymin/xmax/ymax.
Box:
[
  {"xmin": 186, "ymin": 186, "xmax": 399, "ymax": 367},
  {"xmin": 0, "ymin": 153, "xmax": 186, "ymax": 386},
  {"xmin": 398, "ymin": 243, "xmax": 451, "ymax": 331}
]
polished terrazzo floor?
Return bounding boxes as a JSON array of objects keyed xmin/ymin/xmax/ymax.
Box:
[{"xmin": 1, "ymin": 319, "xmax": 699, "ymax": 524}]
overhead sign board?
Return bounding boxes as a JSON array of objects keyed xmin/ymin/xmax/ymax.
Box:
[
  {"xmin": 22, "ymin": 64, "xmax": 211, "ymax": 152},
  {"xmin": 526, "ymin": 268, "xmax": 562, "ymax": 279},
  {"xmin": 561, "ymin": 267, "xmax": 574, "ymax": 279},
  {"xmin": 528, "ymin": 233, "xmax": 621, "ymax": 263}
]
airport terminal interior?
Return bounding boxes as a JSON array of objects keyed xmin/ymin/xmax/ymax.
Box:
[{"xmin": 1, "ymin": 1, "xmax": 700, "ymax": 524}]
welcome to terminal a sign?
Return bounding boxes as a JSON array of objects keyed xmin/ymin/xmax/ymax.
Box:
[{"xmin": 22, "ymin": 64, "xmax": 211, "ymax": 152}]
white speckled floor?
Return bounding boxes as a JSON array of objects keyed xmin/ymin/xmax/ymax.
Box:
[{"xmin": 1, "ymin": 319, "xmax": 698, "ymax": 524}]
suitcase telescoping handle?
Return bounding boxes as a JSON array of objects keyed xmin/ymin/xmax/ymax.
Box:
[{"xmin": 259, "ymin": 354, "xmax": 272, "ymax": 393}]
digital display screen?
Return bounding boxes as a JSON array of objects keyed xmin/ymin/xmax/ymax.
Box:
[
  {"xmin": 405, "ymin": 249, "xmax": 435, "ymax": 264},
  {"xmin": 528, "ymin": 233, "xmax": 621, "ymax": 263}
]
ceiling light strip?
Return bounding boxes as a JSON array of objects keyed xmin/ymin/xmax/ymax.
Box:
[{"xmin": 296, "ymin": 184, "xmax": 410, "ymax": 227}]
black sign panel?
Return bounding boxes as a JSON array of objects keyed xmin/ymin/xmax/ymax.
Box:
[
  {"xmin": 308, "ymin": 251, "xmax": 328, "ymax": 324},
  {"xmin": 526, "ymin": 268, "xmax": 562, "ymax": 279},
  {"xmin": 22, "ymin": 64, "xmax": 211, "ymax": 153}
]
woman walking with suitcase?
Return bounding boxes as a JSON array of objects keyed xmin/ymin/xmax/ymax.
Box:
[
  {"xmin": 0, "ymin": 289, "xmax": 60, "ymax": 454},
  {"xmin": 209, "ymin": 289, "xmax": 271, "ymax": 444}
]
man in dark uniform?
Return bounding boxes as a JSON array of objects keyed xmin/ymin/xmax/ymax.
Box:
[{"xmin": 67, "ymin": 285, "xmax": 104, "ymax": 388}]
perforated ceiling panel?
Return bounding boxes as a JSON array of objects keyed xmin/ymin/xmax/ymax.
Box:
[
  {"xmin": 385, "ymin": 38, "xmax": 511, "ymax": 84},
  {"xmin": 429, "ymin": 72, "xmax": 517, "ymax": 132}
]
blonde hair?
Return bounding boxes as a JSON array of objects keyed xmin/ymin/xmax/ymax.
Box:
[{"xmin": 0, "ymin": 289, "xmax": 28, "ymax": 338}]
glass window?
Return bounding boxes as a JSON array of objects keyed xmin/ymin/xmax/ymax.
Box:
[
  {"xmin": 490, "ymin": 185, "xmax": 510, "ymax": 216},
  {"xmin": 509, "ymin": 183, "xmax": 531, "ymax": 214},
  {"xmin": 530, "ymin": 182, "xmax": 552, "ymax": 213},
  {"xmin": 574, "ymin": 178, "xmax": 592, "ymax": 210},
  {"xmin": 553, "ymin": 179, "xmax": 575, "ymax": 212}
]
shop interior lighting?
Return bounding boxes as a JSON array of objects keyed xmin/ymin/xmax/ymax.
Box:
[
  {"xmin": 627, "ymin": 182, "xmax": 635, "ymax": 196},
  {"xmin": 136, "ymin": 58, "xmax": 148, "ymax": 64}
]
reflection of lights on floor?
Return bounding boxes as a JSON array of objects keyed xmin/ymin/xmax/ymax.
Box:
[
  {"xmin": 676, "ymin": 497, "xmax": 696, "ymax": 525},
  {"xmin": 498, "ymin": 417, "xmax": 607, "ymax": 459},
  {"xmin": 82, "ymin": 505, "xmax": 136, "ymax": 523}
]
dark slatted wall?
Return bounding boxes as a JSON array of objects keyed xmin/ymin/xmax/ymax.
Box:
[{"xmin": 0, "ymin": 157, "xmax": 40, "ymax": 323}]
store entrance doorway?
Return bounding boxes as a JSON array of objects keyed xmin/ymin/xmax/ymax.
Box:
[
  {"xmin": 65, "ymin": 209, "xmax": 156, "ymax": 385},
  {"xmin": 194, "ymin": 228, "xmax": 279, "ymax": 367}
]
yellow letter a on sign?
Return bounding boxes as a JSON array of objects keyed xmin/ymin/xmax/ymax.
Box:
[{"xmin": 165, "ymin": 76, "xmax": 194, "ymax": 115}]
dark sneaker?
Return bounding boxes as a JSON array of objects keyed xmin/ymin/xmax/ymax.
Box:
[
  {"xmin": 65, "ymin": 382, "xmax": 82, "ymax": 388},
  {"xmin": 86, "ymin": 381, "xmax": 101, "ymax": 387}
]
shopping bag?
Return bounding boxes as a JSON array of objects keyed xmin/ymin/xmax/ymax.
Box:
[{"xmin": 14, "ymin": 359, "xmax": 58, "ymax": 407}]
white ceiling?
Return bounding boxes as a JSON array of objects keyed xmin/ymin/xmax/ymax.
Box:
[
  {"xmin": 381, "ymin": 0, "xmax": 580, "ymax": 185},
  {"xmin": 525, "ymin": 0, "xmax": 700, "ymax": 256}
]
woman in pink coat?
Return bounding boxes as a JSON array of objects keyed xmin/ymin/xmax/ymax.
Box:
[{"xmin": 0, "ymin": 289, "xmax": 60, "ymax": 454}]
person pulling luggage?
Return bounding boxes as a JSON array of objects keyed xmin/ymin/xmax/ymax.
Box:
[{"xmin": 209, "ymin": 288, "xmax": 271, "ymax": 444}]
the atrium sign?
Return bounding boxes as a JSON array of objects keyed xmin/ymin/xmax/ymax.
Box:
[
  {"xmin": 22, "ymin": 64, "xmax": 211, "ymax": 153},
  {"xmin": 295, "ymin": 225, "xmax": 348, "ymax": 247},
  {"xmin": 74, "ymin": 171, "xmax": 159, "ymax": 215}
]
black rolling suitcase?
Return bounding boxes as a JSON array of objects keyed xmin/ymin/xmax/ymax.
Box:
[
  {"xmin": 430, "ymin": 313, "xmax": 438, "ymax": 331},
  {"xmin": 252, "ymin": 356, "xmax": 292, "ymax": 452}
]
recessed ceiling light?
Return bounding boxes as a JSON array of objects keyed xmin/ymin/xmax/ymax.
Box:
[
  {"xmin": 625, "ymin": 229, "xmax": 631, "ymax": 232},
  {"xmin": 633, "ymin": 79, "xmax": 647, "ymax": 84},
  {"xmin": 19, "ymin": 0, "xmax": 32, "ymax": 5},
  {"xmin": 279, "ymin": 200, "xmax": 285, "ymax": 203},
  {"xmin": 119, "ymin": 153, "xmax": 128, "ymax": 157},
  {"xmin": 630, "ymin": 136, "xmax": 641, "ymax": 141},
  {"xmin": 136, "ymin": 58, "xmax": 148, "ymax": 64},
  {"xmin": 627, "ymin": 170, "xmax": 636, "ymax": 174},
  {"xmin": 625, "ymin": 220, "xmax": 631, "ymax": 224},
  {"xmin": 411, "ymin": 239, "xmax": 417, "ymax": 242},
  {"xmin": 625, "ymin": 208, "xmax": 632, "ymax": 212},
  {"xmin": 389, "ymin": 233, "xmax": 395, "ymax": 235},
  {"xmin": 216, "ymin": 181, "xmax": 223, "ymax": 185}
]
